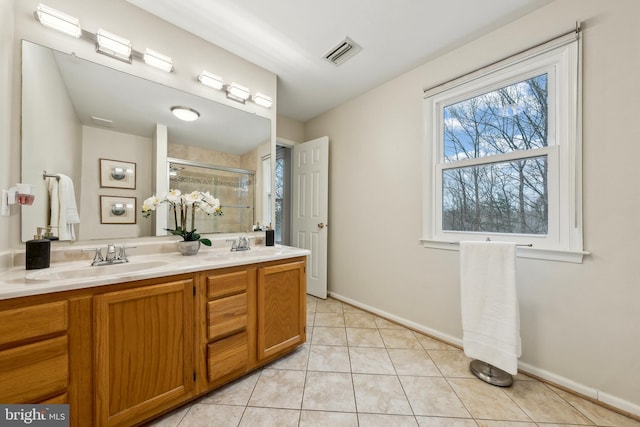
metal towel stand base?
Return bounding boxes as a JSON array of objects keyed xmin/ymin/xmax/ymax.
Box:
[{"xmin": 469, "ymin": 360, "xmax": 513, "ymax": 387}]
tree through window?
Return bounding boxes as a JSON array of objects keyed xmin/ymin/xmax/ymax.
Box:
[{"xmin": 442, "ymin": 74, "xmax": 549, "ymax": 234}]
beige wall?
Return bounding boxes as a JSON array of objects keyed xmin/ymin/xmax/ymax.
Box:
[
  {"xmin": 3, "ymin": 0, "xmax": 277, "ymax": 250},
  {"xmin": 305, "ymin": 0, "xmax": 640, "ymax": 414},
  {"xmin": 276, "ymin": 114, "xmax": 305, "ymax": 143}
]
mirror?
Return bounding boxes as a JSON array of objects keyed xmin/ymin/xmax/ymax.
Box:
[{"xmin": 21, "ymin": 40, "xmax": 271, "ymax": 242}]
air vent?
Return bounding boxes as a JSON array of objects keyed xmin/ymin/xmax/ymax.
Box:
[
  {"xmin": 90, "ymin": 116, "xmax": 113, "ymax": 127},
  {"xmin": 323, "ymin": 37, "xmax": 362, "ymax": 66}
]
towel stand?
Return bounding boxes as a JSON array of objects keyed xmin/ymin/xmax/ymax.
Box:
[{"xmin": 469, "ymin": 360, "xmax": 513, "ymax": 387}]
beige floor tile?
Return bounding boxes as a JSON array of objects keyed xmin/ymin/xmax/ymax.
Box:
[
  {"xmin": 345, "ymin": 312, "xmax": 378, "ymax": 328},
  {"xmin": 307, "ymin": 311, "xmax": 316, "ymax": 327},
  {"xmin": 448, "ymin": 378, "xmax": 530, "ymax": 421},
  {"xmin": 307, "ymin": 345, "xmax": 351, "ymax": 372},
  {"xmin": 375, "ymin": 317, "xmax": 405, "ymax": 329},
  {"xmin": 314, "ymin": 312, "xmax": 346, "ymax": 327},
  {"xmin": 504, "ymin": 381, "xmax": 593, "ymax": 424},
  {"xmin": 268, "ymin": 343, "xmax": 310, "ymax": 370},
  {"xmin": 178, "ymin": 403, "xmax": 244, "ymax": 427},
  {"xmin": 300, "ymin": 410, "xmax": 359, "ymax": 426},
  {"xmin": 342, "ymin": 303, "xmax": 367, "ymax": 313},
  {"xmin": 416, "ymin": 416, "xmax": 479, "ymax": 426},
  {"xmin": 387, "ymin": 349, "xmax": 441, "ymax": 376},
  {"xmin": 400, "ymin": 376, "xmax": 471, "ymax": 418},
  {"xmin": 311, "ymin": 326, "xmax": 348, "ymax": 346},
  {"xmin": 199, "ymin": 370, "xmax": 260, "ymax": 405},
  {"xmin": 346, "ymin": 327, "xmax": 385, "ymax": 347},
  {"xmin": 474, "ymin": 421, "xmax": 536, "ymax": 427},
  {"xmin": 428, "ymin": 349, "xmax": 475, "ymax": 378},
  {"xmin": 352, "ymin": 374, "xmax": 413, "ymax": 415},
  {"xmin": 380, "ymin": 328, "xmax": 424, "ymax": 349},
  {"xmin": 145, "ymin": 406, "xmax": 189, "ymax": 426},
  {"xmin": 316, "ymin": 299, "xmax": 344, "ymax": 313},
  {"xmin": 415, "ymin": 334, "xmax": 459, "ymax": 351},
  {"xmin": 248, "ymin": 369, "xmax": 306, "ymax": 409},
  {"xmin": 349, "ymin": 347, "xmax": 396, "ymax": 374},
  {"xmin": 302, "ymin": 371, "xmax": 356, "ymax": 412},
  {"xmin": 239, "ymin": 407, "xmax": 300, "ymax": 426},
  {"xmin": 550, "ymin": 387, "xmax": 640, "ymax": 427},
  {"xmin": 358, "ymin": 413, "xmax": 419, "ymax": 426}
]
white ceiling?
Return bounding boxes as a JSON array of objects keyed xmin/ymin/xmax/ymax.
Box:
[{"xmin": 126, "ymin": 0, "xmax": 552, "ymax": 123}]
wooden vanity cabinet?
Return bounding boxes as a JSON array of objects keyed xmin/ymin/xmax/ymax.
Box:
[
  {"xmin": 198, "ymin": 266, "xmax": 257, "ymax": 389},
  {"xmin": 93, "ymin": 276, "xmax": 195, "ymax": 427},
  {"xmin": 0, "ymin": 300, "xmax": 70, "ymax": 404},
  {"xmin": 0, "ymin": 255, "xmax": 306, "ymax": 427},
  {"xmin": 257, "ymin": 259, "xmax": 307, "ymax": 361}
]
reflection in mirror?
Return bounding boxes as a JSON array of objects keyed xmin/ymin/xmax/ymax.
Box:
[
  {"xmin": 168, "ymin": 158, "xmax": 255, "ymax": 233},
  {"xmin": 21, "ymin": 40, "xmax": 271, "ymax": 242}
]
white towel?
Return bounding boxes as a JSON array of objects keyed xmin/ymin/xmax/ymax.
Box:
[
  {"xmin": 48, "ymin": 174, "xmax": 80, "ymax": 241},
  {"xmin": 459, "ymin": 241, "xmax": 521, "ymax": 375}
]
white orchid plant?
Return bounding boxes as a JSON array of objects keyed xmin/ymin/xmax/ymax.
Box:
[{"xmin": 142, "ymin": 189, "xmax": 223, "ymax": 246}]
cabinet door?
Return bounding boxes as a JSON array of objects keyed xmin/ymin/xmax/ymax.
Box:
[
  {"xmin": 94, "ymin": 279, "xmax": 194, "ymax": 427},
  {"xmin": 257, "ymin": 260, "xmax": 306, "ymax": 360}
]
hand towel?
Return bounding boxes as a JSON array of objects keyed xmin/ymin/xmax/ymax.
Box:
[
  {"xmin": 48, "ymin": 174, "xmax": 79, "ymax": 240},
  {"xmin": 459, "ymin": 241, "xmax": 520, "ymax": 375}
]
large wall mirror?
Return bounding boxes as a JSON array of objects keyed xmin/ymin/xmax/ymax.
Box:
[{"xmin": 21, "ymin": 40, "xmax": 271, "ymax": 242}]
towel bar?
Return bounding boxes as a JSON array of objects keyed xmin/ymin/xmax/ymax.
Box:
[{"xmin": 469, "ymin": 360, "xmax": 513, "ymax": 387}]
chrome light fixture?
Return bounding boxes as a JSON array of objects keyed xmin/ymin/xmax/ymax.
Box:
[
  {"xmin": 143, "ymin": 48, "xmax": 173, "ymax": 72},
  {"xmin": 226, "ymin": 82, "xmax": 251, "ymax": 103},
  {"xmin": 198, "ymin": 71, "xmax": 224, "ymax": 90},
  {"xmin": 171, "ymin": 106, "xmax": 200, "ymax": 122},
  {"xmin": 253, "ymin": 93, "xmax": 273, "ymax": 109},
  {"xmin": 96, "ymin": 28, "xmax": 132, "ymax": 63},
  {"xmin": 35, "ymin": 3, "xmax": 81, "ymax": 38}
]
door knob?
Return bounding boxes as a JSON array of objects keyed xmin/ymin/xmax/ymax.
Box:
[{"xmin": 317, "ymin": 223, "xmax": 325, "ymax": 229}]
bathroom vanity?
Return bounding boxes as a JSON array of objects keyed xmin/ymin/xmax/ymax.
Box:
[{"xmin": 0, "ymin": 245, "xmax": 308, "ymax": 426}]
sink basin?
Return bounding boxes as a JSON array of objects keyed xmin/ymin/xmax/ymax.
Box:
[
  {"xmin": 25, "ymin": 260, "xmax": 168, "ymax": 282},
  {"xmin": 204, "ymin": 246, "xmax": 284, "ymax": 261}
]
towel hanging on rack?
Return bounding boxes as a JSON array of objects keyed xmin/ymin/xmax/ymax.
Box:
[
  {"xmin": 48, "ymin": 174, "xmax": 80, "ymax": 240},
  {"xmin": 459, "ymin": 241, "xmax": 521, "ymax": 376}
]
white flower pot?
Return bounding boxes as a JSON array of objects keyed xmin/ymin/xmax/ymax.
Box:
[{"xmin": 177, "ymin": 240, "xmax": 200, "ymax": 256}]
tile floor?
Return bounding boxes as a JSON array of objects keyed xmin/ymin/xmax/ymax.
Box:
[{"xmin": 148, "ymin": 296, "xmax": 640, "ymax": 427}]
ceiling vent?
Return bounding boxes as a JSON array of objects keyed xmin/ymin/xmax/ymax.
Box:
[
  {"xmin": 323, "ymin": 37, "xmax": 362, "ymax": 66},
  {"xmin": 90, "ymin": 116, "xmax": 113, "ymax": 127}
]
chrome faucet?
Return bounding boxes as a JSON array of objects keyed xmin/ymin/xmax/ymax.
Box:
[
  {"xmin": 83, "ymin": 243, "xmax": 135, "ymax": 266},
  {"xmin": 229, "ymin": 235, "xmax": 251, "ymax": 252}
]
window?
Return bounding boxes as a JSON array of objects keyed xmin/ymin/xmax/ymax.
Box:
[{"xmin": 423, "ymin": 33, "xmax": 584, "ymax": 262}]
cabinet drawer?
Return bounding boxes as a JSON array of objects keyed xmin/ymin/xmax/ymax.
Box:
[
  {"xmin": 206, "ymin": 270, "xmax": 248, "ymax": 299},
  {"xmin": 207, "ymin": 332, "xmax": 248, "ymax": 382},
  {"xmin": 0, "ymin": 301, "xmax": 68, "ymax": 347},
  {"xmin": 208, "ymin": 293, "xmax": 248, "ymax": 341},
  {"xmin": 0, "ymin": 335, "xmax": 69, "ymax": 403}
]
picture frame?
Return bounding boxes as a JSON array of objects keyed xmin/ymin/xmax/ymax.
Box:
[
  {"xmin": 100, "ymin": 196, "xmax": 137, "ymax": 224},
  {"xmin": 100, "ymin": 158, "xmax": 136, "ymax": 189}
]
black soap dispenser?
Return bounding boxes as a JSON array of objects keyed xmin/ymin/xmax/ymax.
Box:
[{"xmin": 26, "ymin": 227, "xmax": 51, "ymax": 270}]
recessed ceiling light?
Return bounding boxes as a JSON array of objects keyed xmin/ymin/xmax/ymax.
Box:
[{"xmin": 171, "ymin": 106, "xmax": 200, "ymax": 122}]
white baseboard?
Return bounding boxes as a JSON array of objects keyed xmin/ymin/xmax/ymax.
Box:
[{"xmin": 328, "ymin": 291, "xmax": 640, "ymax": 418}]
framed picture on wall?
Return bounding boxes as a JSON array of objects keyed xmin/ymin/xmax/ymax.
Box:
[
  {"xmin": 100, "ymin": 158, "xmax": 136, "ymax": 189},
  {"xmin": 100, "ymin": 196, "xmax": 137, "ymax": 224}
]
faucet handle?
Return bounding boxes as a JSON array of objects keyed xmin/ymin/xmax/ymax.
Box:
[
  {"xmin": 82, "ymin": 248, "xmax": 104, "ymax": 265},
  {"xmin": 118, "ymin": 245, "xmax": 135, "ymax": 262}
]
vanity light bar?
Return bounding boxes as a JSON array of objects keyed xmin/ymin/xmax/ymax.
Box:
[
  {"xmin": 35, "ymin": 3, "xmax": 81, "ymax": 38},
  {"xmin": 226, "ymin": 82, "xmax": 251, "ymax": 103},
  {"xmin": 96, "ymin": 28, "xmax": 132, "ymax": 63},
  {"xmin": 253, "ymin": 93, "xmax": 273, "ymax": 109},
  {"xmin": 198, "ymin": 71, "xmax": 224, "ymax": 90},
  {"xmin": 144, "ymin": 48, "xmax": 173, "ymax": 72}
]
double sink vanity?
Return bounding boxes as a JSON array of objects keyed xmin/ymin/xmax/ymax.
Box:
[{"xmin": 0, "ymin": 241, "xmax": 309, "ymax": 426}]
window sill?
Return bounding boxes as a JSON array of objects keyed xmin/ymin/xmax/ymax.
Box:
[{"xmin": 420, "ymin": 239, "xmax": 589, "ymax": 264}]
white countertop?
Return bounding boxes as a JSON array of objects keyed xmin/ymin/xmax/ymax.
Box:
[{"xmin": 0, "ymin": 245, "xmax": 310, "ymax": 300}]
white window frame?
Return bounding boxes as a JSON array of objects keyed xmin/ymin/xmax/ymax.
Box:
[{"xmin": 422, "ymin": 33, "xmax": 585, "ymax": 263}]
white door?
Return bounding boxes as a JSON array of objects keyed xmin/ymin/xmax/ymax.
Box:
[{"xmin": 292, "ymin": 136, "xmax": 329, "ymax": 299}]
